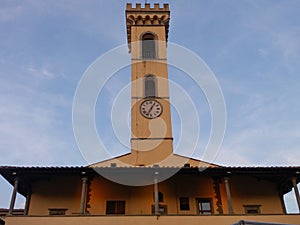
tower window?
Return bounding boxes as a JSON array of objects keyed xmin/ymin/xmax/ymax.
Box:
[
  {"xmin": 142, "ymin": 33, "xmax": 156, "ymax": 59},
  {"xmin": 144, "ymin": 75, "xmax": 157, "ymax": 97}
]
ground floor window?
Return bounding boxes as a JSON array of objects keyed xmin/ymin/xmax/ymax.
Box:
[
  {"xmin": 243, "ymin": 205, "xmax": 261, "ymax": 214},
  {"xmin": 179, "ymin": 197, "xmax": 190, "ymax": 210},
  {"xmin": 106, "ymin": 201, "xmax": 125, "ymax": 215},
  {"xmin": 196, "ymin": 198, "xmax": 212, "ymax": 215},
  {"xmin": 48, "ymin": 208, "xmax": 67, "ymax": 215}
]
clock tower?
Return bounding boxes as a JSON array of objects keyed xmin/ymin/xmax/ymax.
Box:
[
  {"xmin": 124, "ymin": 3, "xmax": 173, "ymax": 166},
  {"xmin": 91, "ymin": 3, "xmax": 216, "ymax": 168}
]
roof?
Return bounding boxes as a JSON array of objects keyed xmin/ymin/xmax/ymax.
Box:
[
  {"xmin": 89, "ymin": 153, "xmax": 220, "ymax": 168},
  {"xmin": 0, "ymin": 165, "xmax": 299, "ymax": 196}
]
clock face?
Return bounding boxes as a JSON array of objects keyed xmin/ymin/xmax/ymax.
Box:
[{"xmin": 140, "ymin": 99, "xmax": 163, "ymax": 119}]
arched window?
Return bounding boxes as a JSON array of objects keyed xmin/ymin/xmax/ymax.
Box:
[
  {"xmin": 144, "ymin": 75, "xmax": 157, "ymax": 97},
  {"xmin": 142, "ymin": 33, "xmax": 156, "ymax": 59}
]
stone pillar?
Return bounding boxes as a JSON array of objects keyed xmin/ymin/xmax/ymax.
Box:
[
  {"xmin": 24, "ymin": 191, "xmax": 31, "ymax": 215},
  {"xmin": 8, "ymin": 178, "xmax": 19, "ymax": 215},
  {"xmin": 291, "ymin": 177, "xmax": 300, "ymax": 212},
  {"xmin": 154, "ymin": 172, "xmax": 159, "ymax": 215},
  {"xmin": 80, "ymin": 177, "xmax": 88, "ymax": 214},
  {"xmin": 224, "ymin": 177, "xmax": 234, "ymax": 214}
]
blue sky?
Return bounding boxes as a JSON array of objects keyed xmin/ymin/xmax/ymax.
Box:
[{"xmin": 0, "ymin": 0, "xmax": 300, "ymax": 211}]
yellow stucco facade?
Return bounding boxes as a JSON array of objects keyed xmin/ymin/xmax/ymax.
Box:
[
  {"xmin": 20, "ymin": 169, "xmax": 289, "ymax": 217},
  {"xmin": 28, "ymin": 175, "xmax": 82, "ymax": 215},
  {"xmin": 1, "ymin": 166, "xmax": 300, "ymax": 225}
]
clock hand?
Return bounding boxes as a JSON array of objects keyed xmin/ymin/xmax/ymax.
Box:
[{"xmin": 147, "ymin": 102, "xmax": 156, "ymax": 115}]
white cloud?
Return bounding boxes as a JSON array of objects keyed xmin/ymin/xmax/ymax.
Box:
[{"xmin": 27, "ymin": 66, "xmax": 56, "ymax": 79}]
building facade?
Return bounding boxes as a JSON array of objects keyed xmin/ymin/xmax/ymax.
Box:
[{"xmin": 0, "ymin": 3, "xmax": 300, "ymax": 225}]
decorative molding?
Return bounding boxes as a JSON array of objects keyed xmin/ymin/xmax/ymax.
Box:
[
  {"xmin": 132, "ymin": 96, "xmax": 170, "ymax": 99},
  {"xmin": 131, "ymin": 137, "xmax": 173, "ymax": 141},
  {"xmin": 131, "ymin": 58, "xmax": 167, "ymax": 61},
  {"xmin": 125, "ymin": 3, "xmax": 170, "ymax": 50}
]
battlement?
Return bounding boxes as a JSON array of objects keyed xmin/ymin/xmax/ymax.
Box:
[
  {"xmin": 126, "ymin": 3, "xmax": 169, "ymax": 11},
  {"xmin": 125, "ymin": 3, "xmax": 170, "ymax": 51}
]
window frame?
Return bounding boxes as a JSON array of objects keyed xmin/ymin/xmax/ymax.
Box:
[
  {"xmin": 196, "ymin": 198, "xmax": 213, "ymax": 215},
  {"xmin": 179, "ymin": 197, "xmax": 190, "ymax": 211},
  {"xmin": 243, "ymin": 205, "xmax": 261, "ymax": 215},
  {"xmin": 106, "ymin": 200, "xmax": 126, "ymax": 215},
  {"xmin": 48, "ymin": 208, "xmax": 67, "ymax": 216},
  {"xmin": 144, "ymin": 74, "xmax": 157, "ymax": 98},
  {"xmin": 141, "ymin": 32, "xmax": 157, "ymax": 59}
]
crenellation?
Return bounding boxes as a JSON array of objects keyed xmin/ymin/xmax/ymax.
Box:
[
  {"xmin": 154, "ymin": 3, "xmax": 160, "ymax": 10},
  {"xmin": 126, "ymin": 2, "xmax": 170, "ymax": 51},
  {"xmin": 126, "ymin": 3, "xmax": 169, "ymax": 11},
  {"xmin": 163, "ymin": 4, "xmax": 169, "ymax": 10},
  {"xmin": 136, "ymin": 3, "xmax": 141, "ymax": 10},
  {"xmin": 126, "ymin": 3, "xmax": 132, "ymax": 10}
]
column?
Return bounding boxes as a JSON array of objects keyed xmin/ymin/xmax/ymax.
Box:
[
  {"xmin": 224, "ymin": 177, "xmax": 234, "ymax": 214},
  {"xmin": 213, "ymin": 178, "xmax": 224, "ymax": 214},
  {"xmin": 24, "ymin": 191, "xmax": 31, "ymax": 215},
  {"xmin": 154, "ymin": 172, "xmax": 159, "ymax": 215},
  {"xmin": 291, "ymin": 177, "xmax": 300, "ymax": 212},
  {"xmin": 80, "ymin": 177, "xmax": 88, "ymax": 214},
  {"xmin": 8, "ymin": 178, "xmax": 19, "ymax": 215}
]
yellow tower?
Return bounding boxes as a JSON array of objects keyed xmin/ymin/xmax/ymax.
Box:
[
  {"xmin": 125, "ymin": 3, "xmax": 172, "ymax": 166},
  {"xmin": 91, "ymin": 3, "xmax": 214, "ymax": 168}
]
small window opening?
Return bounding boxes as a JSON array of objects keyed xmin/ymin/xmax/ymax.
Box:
[
  {"xmin": 142, "ymin": 33, "xmax": 156, "ymax": 59},
  {"xmin": 48, "ymin": 208, "xmax": 67, "ymax": 216},
  {"xmin": 106, "ymin": 201, "xmax": 125, "ymax": 215},
  {"xmin": 244, "ymin": 205, "xmax": 261, "ymax": 214},
  {"xmin": 144, "ymin": 75, "xmax": 157, "ymax": 97},
  {"xmin": 179, "ymin": 197, "xmax": 190, "ymax": 210}
]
